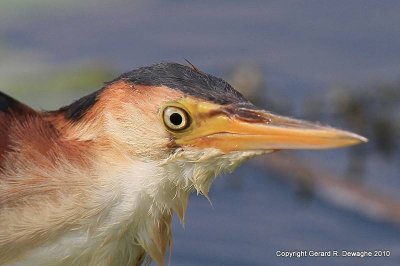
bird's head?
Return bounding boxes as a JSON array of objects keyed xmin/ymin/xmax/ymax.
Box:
[{"xmin": 57, "ymin": 62, "xmax": 366, "ymax": 196}]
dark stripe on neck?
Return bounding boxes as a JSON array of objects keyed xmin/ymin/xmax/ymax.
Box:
[
  {"xmin": 60, "ymin": 88, "xmax": 103, "ymax": 121},
  {"xmin": 0, "ymin": 91, "xmax": 20, "ymax": 112}
]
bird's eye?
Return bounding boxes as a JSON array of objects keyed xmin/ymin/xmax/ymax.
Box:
[{"xmin": 163, "ymin": 106, "xmax": 190, "ymax": 131}]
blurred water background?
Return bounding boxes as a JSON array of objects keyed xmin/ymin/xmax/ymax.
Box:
[{"xmin": 1, "ymin": 1, "xmax": 399, "ymax": 265}]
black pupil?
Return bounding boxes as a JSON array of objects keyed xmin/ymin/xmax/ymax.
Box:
[{"xmin": 170, "ymin": 112, "xmax": 183, "ymax": 126}]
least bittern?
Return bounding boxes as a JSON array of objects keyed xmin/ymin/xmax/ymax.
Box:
[{"xmin": 0, "ymin": 63, "xmax": 366, "ymax": 265}]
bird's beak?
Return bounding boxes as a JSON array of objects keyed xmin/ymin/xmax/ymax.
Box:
[{"xmin": 176, "ymin": 100, "xmax": 367, "ymax": 153}]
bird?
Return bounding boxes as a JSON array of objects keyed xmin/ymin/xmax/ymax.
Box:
[{"xmin": 0, "ymin": 62, "xmax": 366, "ymax": 266}]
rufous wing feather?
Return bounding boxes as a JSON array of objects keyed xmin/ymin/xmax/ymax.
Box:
[{"xmin": 0, "ymin": 91, "xmax": 37, "ymax": 165}]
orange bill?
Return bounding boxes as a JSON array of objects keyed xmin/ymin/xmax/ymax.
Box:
[{"xmin": 172, "ymin": 99, "xmax": 367, "ymax": 153}]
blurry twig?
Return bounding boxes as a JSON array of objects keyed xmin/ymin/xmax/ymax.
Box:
[{"xmin": 252, "ymin": 153, "xmax": 400, "ymax": 225}]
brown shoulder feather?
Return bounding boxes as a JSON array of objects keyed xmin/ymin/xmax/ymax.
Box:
[
  {"xmin": 0, "ymin": 92, "xmax": 97, "ymax": 263},
  {"xmin": 0, "ymin": 91, "xmax": 36, "ymax": 115},
  {"xmin": 0, "ymin": 92, "xmax": 37, "ymax": 166}
]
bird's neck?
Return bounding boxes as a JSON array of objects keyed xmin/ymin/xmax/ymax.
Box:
[
  {"xmin": 88, "ymin": 147, "xmax": 246, "ymax": 265},
  {"xmin": 85, "ymin": 154, "xmax": 190, "ymax": 266}
]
